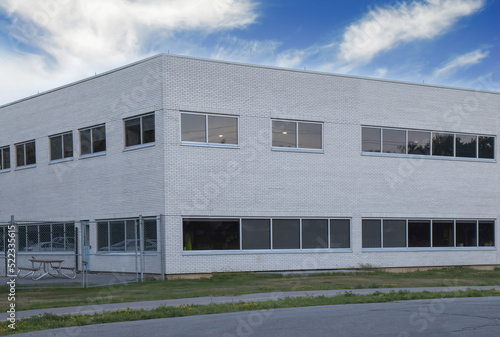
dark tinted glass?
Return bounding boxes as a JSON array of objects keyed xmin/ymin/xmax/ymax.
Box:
[
  {"xmin": 382, "ymin": 129, "xmax": 406, "ymax": 154},
  {"xmin": 125, "ymin": 118, "xmax": 141, "ymax": 147},
  {"xmin": 432, "ymin": 221, "xmax": 454, "ymax": 247},
  {"xmin": 383, "ymin": 220, "xmax": 406, "ymax": 247},
  {"xmin": 63, "ymin": 133, "xmax": 73, "ymax": 158},
  {"xmin": 432, "ymin": 133, "xmax": 454, "ymax": 156},
  {"xmin": 298, "ymin": 123, "xmax": 322, "ymax": 149},
  {"xmin": 362, "ymin": 127, "xmax": 381, "ymax": 152},
  {"xmin": 408, "ymin": 220, "xmax": 431, "ymax": 247},
  {"xmin": 478, "ymin": 221, "xmax": 494, "ymax": 246},
  {"xmin": 242, "ymin": 219, "xmax": 270, "ymax": 249},
  {"xmin": 1, "ymin": 147, "xmax": 10, "ymax": 170},
  {"xmin": 302, "ymin": 219, "xmax": 328, "ymax": 248},
  {"xmin": 408, "ymin": 131, "xmax": 430, "ymax": 155},
  {"xmin": 456, "ymin": 221, "xmax": 477, "ymax": 247},
  {"xmin": 144, "ymin": 219, "xmax": 157, "ymax": 251},
  {"xmin": 25, "ymin": 141, "xmax": 36, "ymax": 165},
  {"xmin": 50, "ymin": 136, "xmax": 63, "ymax": 161},
  {"xmin": 92, "ymin": 126, "xmax": 106, "ymax": 153},
  {"xmin": 110, "ymin": 221, "xmax": 125, "ymax": 251},
  {"xmin": 18, "ymin": 226, "xmax": 26, "ymax": 251},
  {"xmin": 183, "ymin": 219, "xmax": 240, "ymax": 250},
  {"xmin": 16, "ymin": 144, "xmax": 24, "ymax": 166},
  {"xmin": 478, "ymin": 136, "xmax": 494, "ymax": 159},
  {"xmin": 142, "ymin": 114, "xmax": 155, "ymax": 144},
  {"xmin": 330, "ymin": 219, "xmax": 350, "ymax": 248},
  {"xmin": 272, "ymin": 121, "xmax": 297, "ymax": 148},
  {"xmin": 97, "ymin": 222, "xmax": 109, "ymax": 251},
  {"xmin": 272, "ymin": 219, "xmax": 300, "ymax": 249},
  {"xmin": 455, "ymin": 134, "xmax": 476, "ymax": 158},
  {"xmin": 208, "ymin": 115, "xmax": 238, "ymax": 144},
  {"xmin": 181, "ymin": 113, "xmax": 206, "ymax": 142},
  {"xmin": 362, "ymin": 220, "xmax": 381, "ymax": 248}
]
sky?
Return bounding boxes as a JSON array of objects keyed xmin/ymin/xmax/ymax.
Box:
[{"xmin": 0, "ymin": 0, "xmax": 499, "ymax": 105}]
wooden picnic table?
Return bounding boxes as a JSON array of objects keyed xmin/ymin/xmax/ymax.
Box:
[{"xmin": 17, "ymin": 257, "xmax": 76, "ymax": 280}]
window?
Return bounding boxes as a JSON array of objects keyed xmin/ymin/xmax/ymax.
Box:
[
  {"xmin": 432, "ymin": 133, "xmax": 454, "ymax": 156},
  {"xmin": 272, "ymin": 120, "xmax": 322, "ymax": 150},
  {"xmin": 50, "ymin": 132, "xmax": 73, "ymax": 161},
  {"xmin": 0, "ymin": 226, "xmax": 5, "ymax": 251},
  {"xmin": 432, "ymin": 221, "xmax": 454, "ymax": 247},
  {"xmin": 15, "ymin": 140, "xmax": 36, "ymax": 167},
  {"xmin": 272, "ymin": 219, "xmax": 300, "ymax": 249},
  {"xmin": 80, "ymin": 124, "xmax": 106, "ymax": 156},
  {"xmin": 0, "ymin": 146, "xmax": 10, "ymax": 171},
  {"xmin": 479, "ymin": 221, "xmax": 495, "ymax": 246},
  {"xmin": 408, "ymin": 220, "xmax": 431, "ymax": 247},
  {"xmin": 361, "ymin": 127, "xmax": 381, "ymax": 152},
  {"xmin": 330, "ymin": 219, "xmax": 350, "ymax": 248},
  {"xmin": 302, "ymin": 219, "xmax": 328, "ymax": 249},
  {"xmin": 18, "ymin": 223, "xmax": 74, "ymax": 252},
  {"xmin": 479, "ymin": 136, "xmax": 495, "ymax": 159},
  {"xmin": 183, "ymin": 218, "xmax": 239, "ymax": 250},
  {"xmin": 181, "ymin": 112, "xmax": 238, "ymax": 146},
  {"xmin": 242, "ymin": 219, "xmax": 270, "ymax": 249},
  {"xmin": 383, "ymin": 220, "xmax": 406, "ymax": 247},
  {"xmin": 456, "ymin": 221, "xmax": 477, "ymax": 247},
  {"xmin": 97, "ymin": 218, "xmax": 157, "ymax": 252},
  {"xmin": 455, "ymin": 134, "xmax": 476, "ymax": 158},
  {"xmin": 382, "ymin": 129, "xmax": 406, "ymax": 154},
  {"xmin": 408, "ymin": 131, "xmax": 430, "ymax": 155},
  {"xmin": 125, "ymin": 113, "xmax": 155, "ymax": 147},
  {"xmin": 362, "ymin": 220, "xmax": 381, "ymax": 248}
]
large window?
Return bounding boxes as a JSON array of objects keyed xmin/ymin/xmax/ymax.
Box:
[
  {"xmin": 363, "ymin": 219, "xmax": 495, "ymax": 249},
  {"xmin": 0, "ymin": 146, "xmax": 10, "ymax": 171},
  {"xmin": 362, "ymin": 126, "xmax": 495, "ymax": 160},
  {"xmin": 181, "ymin": 112, "xmax": 238, "ymax": 146},
  {"xmin": 50, "ymin": 132, "xmax": 73, "ymax": 161},
  {"xmin": 183, "ymin": 218, "xmax": 350, "ymax": 251},
  {"xmin": 15, "ymin": 140, "xmax": 36, "ymax": 167},
  {"xmin": 125, "ymin": 113, "xmax": 155, "ymax": 147},
  {"xmin": 18, "ymin": 223, "xmax": 75, "ymax": 252},
  {"xmin": 272, "ymin": 120, "xmax": 322, "ymax": 150},
  {"xmin": 97, "ymin": 218, "xmax": 157, "ymax": 252},
  {"xmin": 80, "ymin": 124, "xmax": 106, "ymax": 156}
]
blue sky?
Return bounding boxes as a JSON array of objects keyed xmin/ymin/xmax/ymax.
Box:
[{"xmin": 0, "ymin": 0, "xmax": 498, "ymax": 105}]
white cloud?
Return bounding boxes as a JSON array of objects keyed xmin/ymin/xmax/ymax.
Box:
[
  {"xmin": 211, "ymin": 35, "xmax": 281, "ymax": 62},
  {"xmin": 0, "ymin": 0, "xmax": 258, "ymax": 104},
  {"xmin": 434, "ymin": 49, "xmax": 489, "ymax": 77},
  {"xmin": 339, "ymin": 0, "xmax": 484, "ymax": 70}
]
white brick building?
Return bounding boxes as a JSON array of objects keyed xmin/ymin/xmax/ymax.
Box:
[{"xmin": 1, "ymin": 54, "xmax": 499, "ymax": 275}]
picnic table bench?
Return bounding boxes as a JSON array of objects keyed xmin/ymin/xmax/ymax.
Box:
[{"xmin": 17, "ymin": 256, "xmax": 76, "ymax": 280}]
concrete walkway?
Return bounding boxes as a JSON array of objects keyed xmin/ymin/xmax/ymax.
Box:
[{"xmin": 2, "ymin": 285, "xmax": 500, "ymax": 321}]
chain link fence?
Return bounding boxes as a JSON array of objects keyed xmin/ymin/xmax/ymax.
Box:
[{"xmin": 1, "ymin": 215, "xmax": 165, "ymax": 289}]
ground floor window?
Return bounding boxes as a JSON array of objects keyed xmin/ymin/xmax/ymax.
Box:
[
  {"xmin": 18, "ymin": 223, "xmax": 75, "ymax": 252},
  {"xmin": 183, "ymin": 218, "xmax": 351, "ymax": 251},
  {"xmin": 362, "ymin": 219, "xmax": 495, "ymax": 249},
  {"xmin": 97, "ymin": 218, "xmax": 157, "ymax": 252}
]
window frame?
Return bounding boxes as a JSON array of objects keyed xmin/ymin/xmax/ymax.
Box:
[
  {"xmin": 17, "ymin": 222, "xmax": 75, "ymax": 253},
  {"xmin": 15, "ymin": 140, "xmax": 36, "ymax": 169},
  {"xmin": 0, "ymin": 145, "xmax": 10, "ymax": 172},
  {"xmin": 49, "ymin": 131, "xmax": 74, "ymax": 163},
  {"xmin": 180, "ymin": 111, "xmax": 239, "ymax": 148},
  {"xmin": 124, "ymin": 112, "xmax": 156, "ymax": 150},
  {"xmin": 79, "ymin": 124, "xmax": 106, "ymax": 158},
  {"xmin": 271, "ymin": 119, "xmax": 324, "ymax": 153},
  {"xmin": 96, "ymin": 217, "xmax": 158, "ymax": 254}
]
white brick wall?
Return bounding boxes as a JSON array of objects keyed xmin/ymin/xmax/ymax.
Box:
[{"xmin": 1, "ymin": 54, "xmax": 499, "ymax": 274}]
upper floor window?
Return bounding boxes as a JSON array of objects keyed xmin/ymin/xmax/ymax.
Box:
[
  {"xmin": 80, "ymin": 124, "xmax": 106, "ymax": 156},
  {"xmin": 50, "ymin": 132, "xmax": 73, "ymax": 161},
  {"xmin": 0, "ymin": 146, "xmax": 10, "ymax": 171},
  {"xmin": 15, "ymin": 140, "xmax": 36, "ymax": 167},
  {"xmin": 362, "ymin": 126, "xmax": 495, "ymax": 160},
  {"xmin": 272, "ymin": 119, "xmax": 323, "ymax": 151},
  {"xmin": 125, "ymin": 113, "xmax": 155, "ymax": 148},
  {"xmin": 181, "ymin": 112, "xmax": 238, "ymax": 146}
]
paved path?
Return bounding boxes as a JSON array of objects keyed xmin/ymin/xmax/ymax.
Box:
[
  {"xmin": 12, "ymin": 297, "xmax": 500, "ymax": 337},
  {"xmin": 2, "ymin": 285, "xmax": 500, "ymax": 321}
]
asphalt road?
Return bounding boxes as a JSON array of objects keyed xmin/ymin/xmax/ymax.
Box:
[{"xmin": 14, "ymin": 297, "xmax": 500, "ymax": 337}]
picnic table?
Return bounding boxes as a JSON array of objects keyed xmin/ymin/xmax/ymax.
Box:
[{"xmin": 17, "ymin": 256, "xmax": 76, "ymax": 280}]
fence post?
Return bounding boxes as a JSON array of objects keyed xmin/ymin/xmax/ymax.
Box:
[
  {"xmin": 139, "ymin": 215, "xmax": 145, "ymax": 282},
  {"xmin": 160, "ymin": 215, "xmax": 165, "ymax": 281}
]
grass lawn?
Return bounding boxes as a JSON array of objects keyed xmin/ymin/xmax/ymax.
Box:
[{"xmin": 1, "ymin": 267, "xmax": 499, "ymax": 312}]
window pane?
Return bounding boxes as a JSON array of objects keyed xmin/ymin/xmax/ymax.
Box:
[
  {"xmin": 181, "ymin": 113, "xmax": 206, "ymax": 142},
  {"xmin": 65, "ymin": 223, "xmax": 75, "ymax": 251},
  {"xmin": 362, "ymin": 219, "xmax": 381, "ymax": 248},
  {"xmin": 0, "ymin": 227, "xmax": 4, "ymax": 252},
  {"xmin": 109, "ymin": 221, "xmax": 125, "ymax": 251},
  {"xmin": 330, "ymin": 219, "xmax": 350, "ymax": 248},
  {"xmin": 242, "ymin": 219, "xmax": 270, "ymax": 249},
  {"xmin": 382, "ymin": 129, "xmax": 406, "ymax": 154},
  {"xmin": 97, "ymin": 222, "xmax": 109, "ymax": 251},
  {"xmin": 25, "ymin": 141, "xmax": 36, "ymax": 165},
  {"xmin": 80, "ymin": 129, "xmax": 91, "ymax": 155},
  {"xmin": 432, "ymin": 221, "xmax": 454, "ymax": 247},
  {"xmin": 63, "ymin": 133, "xmax": 73, "ymax": 158},
  {"xmin": 208, "ymin": 115, "xmax": 238, "ymax": 144},
  {"xmin": 408, "ymin": 220, "xmax": 431, "ymax": 247},
  {"xmin": 18, "ymin": 226, "xmax": 26, "ymax": 251},
  {"xmin": 362, "ymin": 127, "xmax": 381, "ymax": 152},
  {"xmin": 298, "ymin": 123, "xmax": 322, "ymax": 149},
  {"xmin": 27, "ymin": 225, "xmax": 39, "ymax": 251},
  {"xmin": 432, "ymin": 133, "xmax": 454, "ymax": 156},
  {"xmin": 50, "ymin": 136, "xmax": 62, "ymax": 161},
  {"xmin": 183, "ymin": 219, "xmax": 239, "ymax": 250},
  {"xmin": 92, "ymin": 126, "xmax": 106, "ymax": 153},
  {"xmin": 478, "ymin": 136, "xmax": 494, "ymax": 159},
  {"xmin": 51, "ymin": 224, "xmax": 65, "ymax": 251},
  {"xmin": 272, "ymin": 219, "xmax": 300, "ymax": 249},
  {"xmin": 383, "ymin": 220, "xmax": 406, "ymax": 247},
  {"xmin": 144, "ymin": 219, "xmax": 157, "ymax": 251},
  {"xmin": 479, "ymin": 221, "xmax": 495, "ymax": 246},
  {"xmin": 1, "ymin": 147, "xmax": 10, "ymax": 169},
  {"xmin": 272, "ymin": 121, "xmax": 297, "ymax": 148},
  {"xmin": 456, "ymin": 221, "xmax": 477, "ymax": 247},
  {"xmin": 142, "ymin": 114, "xmax": 155, "ymax": 144},
  {"xmin": 302, "ymin": 219, "xmax": 328, "ymax": 248},
  {"xmin": 16, "ymin": 144, "xmax": 25, "ymax": 167},
  {"xmin": 408, "ymin": 131, "xmax": 430, "ymax": 155},
  {"xmin": 456, "ymin": 134, "xmax": 477, "ymax": 158},
  {"xmin": 125, "ymin": 118, "xmax": 141, "ymax": 147}
]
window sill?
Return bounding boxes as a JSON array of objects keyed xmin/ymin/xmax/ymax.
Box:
[
  {"xmin": 182, "ymin": 248, "xmax": 352, "ymax": 255},
  {"xmin": 361, "ymin": 151, "xmax": 496, "ymax": 163},
  {"xmin": 17, "ymin": 251, "xmax": 75, "ymax": 255},
  {"xmin": 79, "ymin": 152, "xmax": 106, "ymax": 160},
  {"xmin": 95, "ymin": 251, "xmax": 158, "ymax": 255},
  {"xmin": 0, "ymin": 168, "xmax": 11, "ymax": 174},
  {"xmin": 361, "ymin": 247, "xmax": 496, "ymax": 252},
  {"xmin": 271, "ymin": 147, "xmax": 323, "ymax": 154},
  {"xmin": 15, "ymin": 164, "xmax": 36, "ymax": 171},
  {"xmin": 123, "ymin": 143, "xmax": 155, "ymax": 152},
  {"xmin": 180, "ymin": 142, "xmax": 240, "ymax": 149},
  {"xmin": 49, "ymin": 157, "xmax": 74, "ymax": 165}
]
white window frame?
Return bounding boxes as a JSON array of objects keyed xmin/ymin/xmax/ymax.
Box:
[
  {"xmin": 79, "ymin": 124, "xmax": 106, "ymax": 158},
  {"xmin": 15, "ymin": 140, "xmax": 36, "ymax": 169},
  {"xmin": 124, "ymin": 112, "xmax": 156, "ymax": 150},
  {"xmin": 180, "ymin": 111, "xmax": 240, "ymax": 148},
  {"xmin": 96, "ymin": 217, "xmax": 158, "ymax": 254},
  {"xmin": 49, "ymin": 131, "xmax": 73, "ymax": 163},
  {"xmin": 271, "ymin": 119, "xmax": 324, "ymax": 153},
  {"xmin": 0, "ymin": 145, "xmax": 10, "ymax": 172}
]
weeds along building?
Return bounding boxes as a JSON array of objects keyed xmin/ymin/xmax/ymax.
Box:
[{"xmin": 0, "ymin": 54, "xmax": 499, "ymax": 276}]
